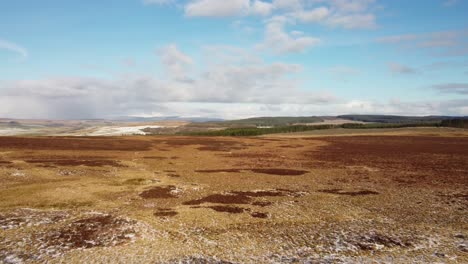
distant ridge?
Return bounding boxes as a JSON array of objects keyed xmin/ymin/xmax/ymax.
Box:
[
  {"xmin": 113, "ymin": 116, "xmax": 224, "ymax": 123},
  {"xmin": 338, "ymin": 115, "xmax": 468, "ymax": 124}
]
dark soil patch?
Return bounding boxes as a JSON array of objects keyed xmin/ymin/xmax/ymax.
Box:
[
  {"xmin": 0, "ymin": 137, "xmax": 151, "ymax": 151},
  {"xmin": 183, "ymin": 189, "xmax": 301, "ymax": 206},
  {"xmin": 279, "ymin": 145, "xmax": 304, "ymax": 148},
  {"xmin": 24, "ymin": 159, "xmax": 124, "ymax": 167},
  {"xmin": 140, "ymin": 186, "xmax": 179, "ymax": 199},
  {"xmin": 195, "ymin": 168, "xmax": 308, "ymax": 176},
  {"xmin": 195, "ymin": 169, "xmax": 243, "ymax": 173},
  {"xmin": 168, "ymin": 173, "xmax": 181, "ymax": 178},
  {"xmin": 250, "ymin": 168, "xmax": 308, "ymax": 176},
  {"xmin": 42, "ymin": 214, "xmax": 136, "ymax": 249},
  {"xmin": 143, "ymin": 156, "xmax": 167, "ymax": 160},
  {"xmin": 183, "ymin": 194, "xmax": 252, "ymax": 205},
  {"xmin": 231, "ymin": 190, "xmax": 285, "ymax": 197},
  {"xmin": 208, "ymin": 206, "xmax": 245, "ymax": 214},
  {"xmin": 154, "ymin": 211, "xmax": 178, "ymax": 217},
  {"xmin": 251, "ymin": 212, "xmax": 268, "ymax": 218},
  {"xmin": 0, "ymin": 160, "xmax": 12, "ymax": 165},
  {"xmin": 124, "ymin": 178, "xmax": 148, "ymax": 185},
  {"xmin": 318, "ymin": 189, "xmax": 379, "ymax": 196}
]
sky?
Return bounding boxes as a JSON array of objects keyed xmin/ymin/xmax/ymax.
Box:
[{"xmin": 0, "ymin": 0, "xmax": 467, "ymax": 119}]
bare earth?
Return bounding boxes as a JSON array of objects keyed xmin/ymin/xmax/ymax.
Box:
[{"xmin": 0, "ymin": 130, "xmax": 467, "ymax": 263}]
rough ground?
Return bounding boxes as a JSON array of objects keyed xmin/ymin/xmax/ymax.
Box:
[{"xmin": 0, "ymin": 131, "xmax": 467, "ymax": 263}]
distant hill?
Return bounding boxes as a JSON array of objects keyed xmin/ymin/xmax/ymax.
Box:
[
  {"xmin": 114, "ymin": 116, "xmax": 224, "ymax": 123},
  {"xmin": 338, "ymin": 115, "xmax": 467, "ymax": 124},
  {"xmin": 219, "ymin": 116, "xmax": 324, "ymax": 127}
]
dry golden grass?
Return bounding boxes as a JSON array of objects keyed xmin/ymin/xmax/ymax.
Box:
[{"xmin": 0, "ymin": 131, "xmax": 467, "ymax": 263}]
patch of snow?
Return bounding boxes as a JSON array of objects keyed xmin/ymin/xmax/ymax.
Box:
[
  {"xmin": 0, "ymin": 128, "xmax": 29, "ymax": 136},
  {"xmin": 88, "ymin": 126, "xmax": 167, "ymax": 136}
]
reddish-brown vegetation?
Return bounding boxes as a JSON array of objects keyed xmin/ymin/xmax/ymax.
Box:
[
  {"xmin": 310, "ymin": 136, "xmax": 468, "ymax": 185},
  {"xmin": 155, "ymin": 137, "xmax": 248, "ymax": 152},
  {"xmin": 0, "ymin": 137, "xmax": 151, "ymax": 151}
]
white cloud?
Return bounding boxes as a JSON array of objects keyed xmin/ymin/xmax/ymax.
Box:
[
  {"xmin": 185, "ymin": 0, "xmax": 250, "ymax": 17},
  {"xmin": 0, "ymin": 45, "xmax": 335, "ymax": 119},
  {"xmin": 325, "ymin": 13, "xmax": 376, "ymax": 29},
  {"xmin": 260, "ymin": 16, "xmax": 321, "ymax": 54},
  {"xmin": 330, "ymin": 0, "xmax": 376, "ymax": 13},
  {"xmin": 158, "ymin": 44, "xmax": 193, "ymax": 79},
  {"xmin": 272, "ymin": 0, "xmax": 303, "ymax": 10},
  {"xmin": 0, "ymin": 39, "xmax": 28, "ymax": 58},
  {"xmin": 297, "ymin": 7, "xmax": 330, "ymax": 23},
  {"xmin": 251, "ymin": 0, "xmax": 274, "ymax": 16}
]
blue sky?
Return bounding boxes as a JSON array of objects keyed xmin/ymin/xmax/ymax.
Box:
[{"xmin": 0, "ymin": 0, "xmax": 467, "ymax": 119}]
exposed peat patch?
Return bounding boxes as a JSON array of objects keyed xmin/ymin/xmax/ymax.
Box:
[
  {"xmin": 318, "ymin": 189, "xmax": 379, "ymax": 196},
  {"xmin": 183, "ymin": 193, "xmax": 251, "ymax": 205},
  {"xmin": 183, "ymin": 189, "xmax": 305, "ymax": 205},
  {"xmin": 251, "ymin": 212, "xmax": 268, "ymax": 218},
  {"xmin": 195, "ymin": 168, "xmax": 308, "ymax": 176},
  {"xmin": 154, "ymin": 208, "xmax": 178, "ymax": 217},
  {"xmin": 143, "ymin": 156, "xmax": 167, "ymax": 160},
  {"xmin": 208, "ymin": 206, "xmax": 245, "ymax": 214},
  {"xmin": 250, "ymin": 168, "xmax": 308, "ymax": 176},
  {"xmin": 140, "ymin": 186, "xmax": 180, "ymax": 199}
]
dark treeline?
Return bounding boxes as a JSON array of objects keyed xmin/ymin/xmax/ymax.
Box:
[
  {"xmin": 441, "ymin": 119, "xmax": 468, "ymax": 128},
  {"xmin": 181, "ymin": 122, "xmax": 449, "ymax": 136}
]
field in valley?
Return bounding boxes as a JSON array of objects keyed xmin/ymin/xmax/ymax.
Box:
[{"xmin": 0, "ymin": 129, "xmax": 467, "ymax": 263}]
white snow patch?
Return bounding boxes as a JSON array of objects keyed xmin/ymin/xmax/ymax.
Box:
[
  {"xmin": 88, "ymin": 126, "xmax": 169, "ymax": 136},
  {"xmin": 0, "ymin": 128, "xmax": 29, "ymax": 136}
]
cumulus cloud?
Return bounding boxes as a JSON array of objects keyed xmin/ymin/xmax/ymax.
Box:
[
  {"xmin": 251, "ymin": 0, "xmax": 274, "ymax": 16},
  {"xmin": 0, "ymin": 45, "xmax": 335, "ymax": 119},
  {"xmin": 326, "ymin": 13, "xmax": 376, "ymax": 29},
  {"xmin": 179, "ymin": 0, "xmax": 379, "ymax": 29},
  {"xmin": 0, "ymin": 39, "xmax": 28, "ymax": 58},
  {"xmin": 185, "ymin": 0, "xmax": 250, "ymax": 17},
  {"xmin": 158, "ymin": 44, "xmax": 193, "ymax": 79},
  {"xmin": 297, "ymin": 7, "xmax": 330, "ymax": 23},
  {"xmin": 259, "ymin": 16, "xmax": 321, "ymax": 54}
]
